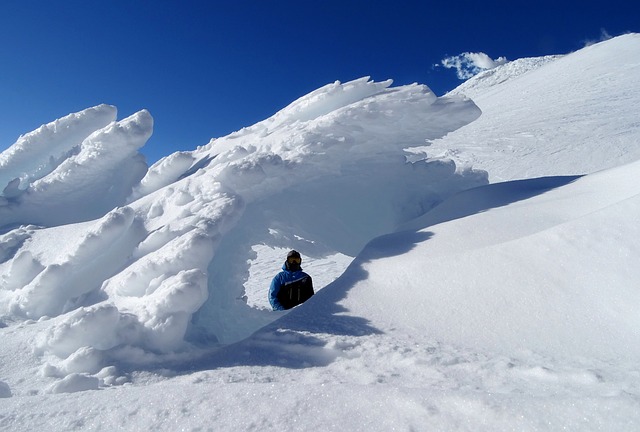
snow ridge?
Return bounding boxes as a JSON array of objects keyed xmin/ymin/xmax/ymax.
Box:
[
  {"xmin": 0, "ymin": 104, "xmax": 117, "ymax": 193},
  {"xmin": 446, "ymin": 55, "xmax": 563, "ymax": 100},
  {"xmin": 0, "ymin": 108, "xmax": 151, "ymax": 227}
]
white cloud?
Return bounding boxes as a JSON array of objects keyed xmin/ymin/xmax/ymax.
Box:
[{"xmin": 439, "ymin": 52, "xmax": 508, "ymax": 80}]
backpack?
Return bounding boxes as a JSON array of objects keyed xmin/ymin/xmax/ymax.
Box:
[{"xmin": 277, "ymin": 275, "xmax": 314, "ymax": 310}]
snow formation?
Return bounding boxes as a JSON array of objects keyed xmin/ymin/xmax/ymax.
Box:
[
  {"xmin": 1, "ymin": 34, "xmax": 640, "ymax": 431},
  {"xmin": 1, "ymin": 106, "xmax": 150, "ymax": 227},
  {"xmin": 1, "ymin": 76, "xmax": 485, "ymax": 371}
]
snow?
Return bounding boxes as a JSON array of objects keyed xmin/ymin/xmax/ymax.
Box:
[
  {"xmin": 424, "ymin": 35, "xmax": 640, "ymax": 182},
  {"xmin": 0, "ymin": 108, "xmax": 150, "ymax": 227},
  {"xmin": 1, "ymin": 34, "xmax": 640, "ymax": 431}
]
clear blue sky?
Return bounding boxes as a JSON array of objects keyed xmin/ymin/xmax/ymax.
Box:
[{"xmin": 1, "ymin": 0, "xmax": 638, "ymax": 163}]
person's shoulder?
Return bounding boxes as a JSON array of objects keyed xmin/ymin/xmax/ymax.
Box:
[{"xmin": 298, "ymin": 271, "xmax": 312, "ymax": 281}]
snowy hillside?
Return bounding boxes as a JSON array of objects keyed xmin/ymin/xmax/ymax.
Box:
[
  {"xmin": 425, "ymin": 35, "xmax": 640, "ymax": 181},
  {"xmin": 1, "ymin": 34, "xmax": 640, "ymax": 431}
]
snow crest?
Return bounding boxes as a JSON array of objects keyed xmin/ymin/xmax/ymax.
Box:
[
  {"xmin": 446, "ymin": 55, "xmax": 563, "ymax": 100},
  {"xmin": 0, "ymin": 107, "xmax": 151, "ymax": 227},
  {"xmin": 0, "ymin": 104, "xmax": 117, "ymax": 192}
]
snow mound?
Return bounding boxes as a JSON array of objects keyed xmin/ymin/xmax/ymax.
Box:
[
  {"xmin": 1, "ymin": 77, "xmax": 487, "ymax": 382},
  {"xmin": 46, "ymin": 373, "xmax": 100, "ymax": 394}
]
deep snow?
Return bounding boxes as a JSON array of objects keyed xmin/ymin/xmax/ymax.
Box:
[{"xmin": 1, "ymin": 34, "xmax": 640, "ymax": 431}]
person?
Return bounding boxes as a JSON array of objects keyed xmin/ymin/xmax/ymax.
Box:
[{"xmin": 269, "ymin": 250, "xmax": 314, "ymax": 311}]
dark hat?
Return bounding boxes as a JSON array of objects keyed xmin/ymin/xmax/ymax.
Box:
[{"xmin": 287, "ymin": 250, "xmax": 301, "ymax": 259}]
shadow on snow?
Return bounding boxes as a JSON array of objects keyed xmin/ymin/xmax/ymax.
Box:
[
  {"xmin": 188, "ymin": 230, "xmax": 432, "ymax": 372},
  {"xmin": 171, "ymin": 174, "xmax": 584, "ymax": 373}
]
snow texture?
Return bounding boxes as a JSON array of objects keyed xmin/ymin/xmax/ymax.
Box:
[{"xmin": 1, "ymin": 34, "xmax": 640, "ymax": 432}]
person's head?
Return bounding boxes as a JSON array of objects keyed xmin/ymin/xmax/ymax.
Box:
[{"xmin": 285, "ymin": 250, "xmax": 302, "ymax": 271}]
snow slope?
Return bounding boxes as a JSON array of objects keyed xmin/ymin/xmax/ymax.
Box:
[
  {"xmin": 424, "ymin": 34, "xmax": 640, "ymax": 181},
  {"xmin": 1, "ymin": 34, "xmax": 640, "ymax": 431}
]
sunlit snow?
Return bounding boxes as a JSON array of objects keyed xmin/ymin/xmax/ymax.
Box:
[{"xmin": 1, "ymin": 34, "xmax": 640, "ymax": 431}]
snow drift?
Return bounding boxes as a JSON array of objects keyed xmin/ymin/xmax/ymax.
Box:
[
  {"xmin": 1, "ymin": 34, "xmax": 640, "ymax": 431},
  {"xmin": 1, "ymin": 77, "xmax": 487, "ymax": 380}
]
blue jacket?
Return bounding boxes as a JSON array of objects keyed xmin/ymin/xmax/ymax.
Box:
[{"xmin": 269, "ymin": 264, "xmax": 312, "ymax": 311}]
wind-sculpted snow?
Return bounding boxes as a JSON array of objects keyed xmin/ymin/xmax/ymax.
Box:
[
  {"xmin": 0, "ymin": 77, "xmax": 486, "ymax": 383},
  {"xmin": 2, "ymin": 37, "xmax": 640, "ymax": 430},
  {"xmin": 4, "ymin": 207, "xmax": 138, "ymax": 318},
  {"xmin": 261, "ymin": 77, "xmax": 396, "ymax": 131},
  {"xmin": 0, "ymin": 107, "xmax": 151, "ymax": 227},
  {"xmin": 127, "ymin": 151, "xmax": 196, "ymax": 201},
  {"xmin": 0, "ymin": 104, "xmax": 117, "ymax": 193}
]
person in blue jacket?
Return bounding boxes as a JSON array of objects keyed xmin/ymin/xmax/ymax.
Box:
[{"xmin": 269, "ymin": 250, "xmax": 314, "ymax": 311}]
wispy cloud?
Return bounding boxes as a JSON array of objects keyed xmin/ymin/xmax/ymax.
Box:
[
  {"xmin": 439, "ymin": 52, "xmax": 508, "ymax": 80},
  {"xmin": 583, "ymin": 28, "xmax": 613, "ymax": 47}
]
